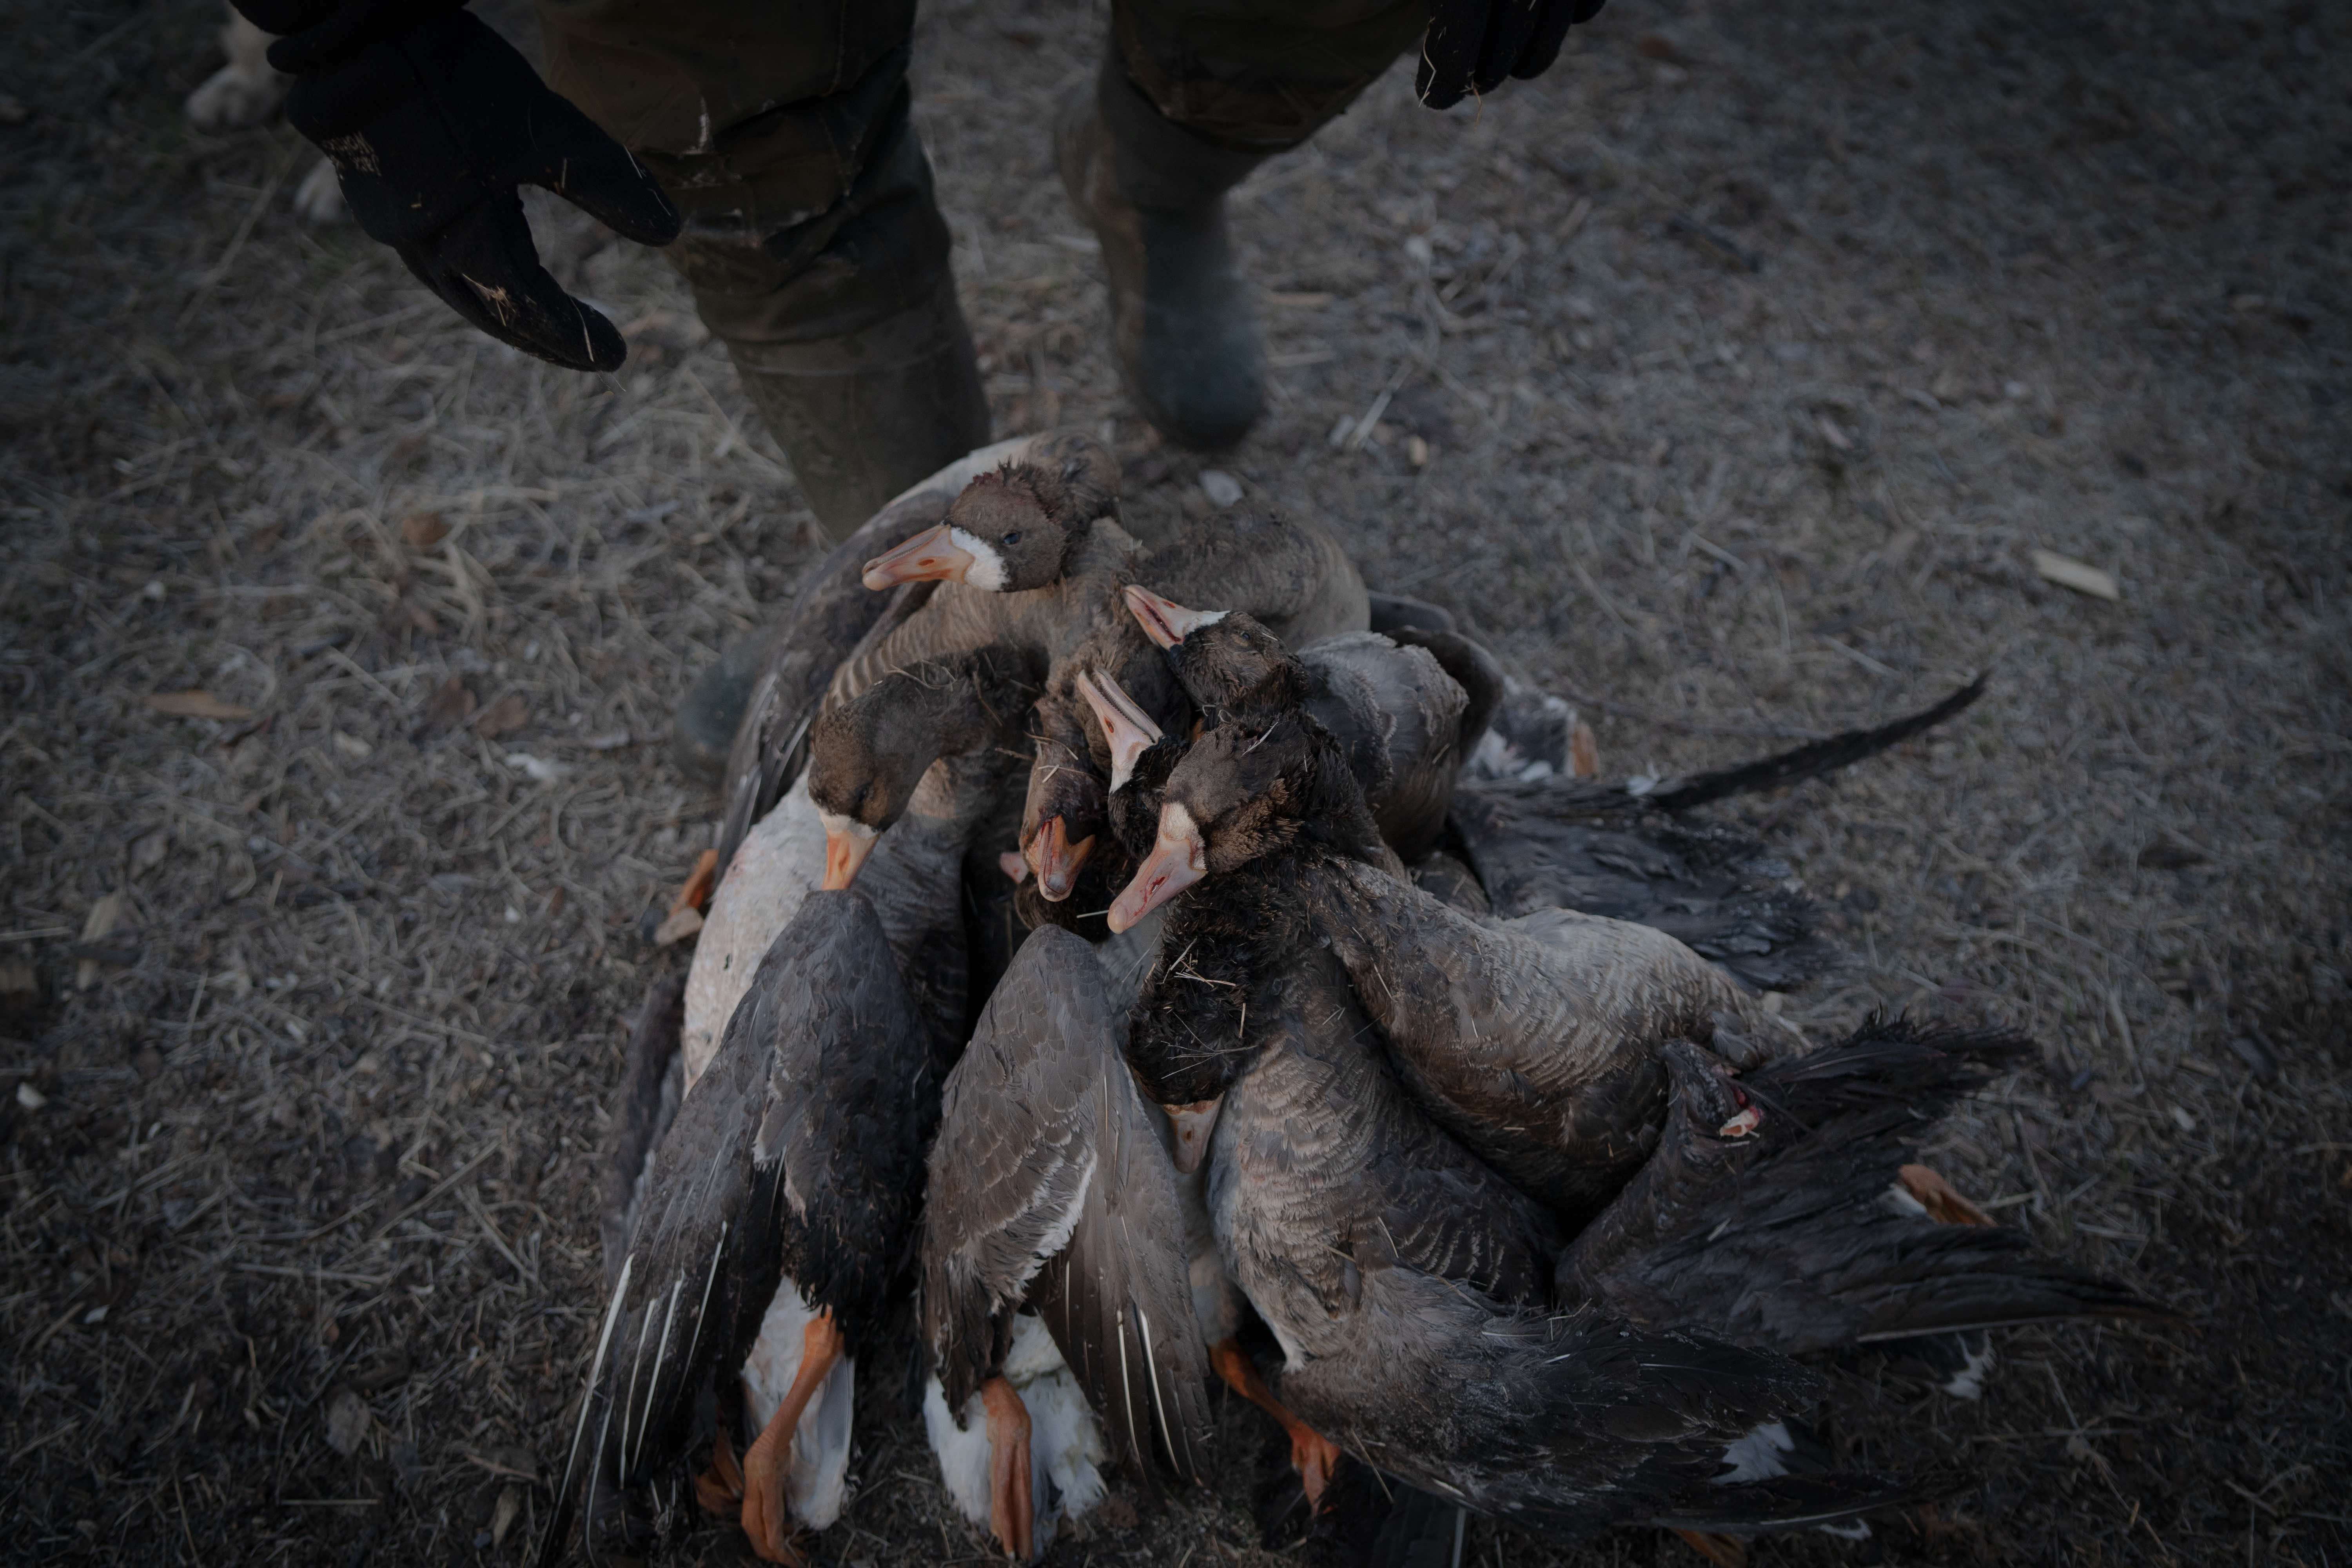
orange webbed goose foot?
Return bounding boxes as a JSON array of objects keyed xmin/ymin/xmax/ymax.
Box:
[
  {"xmin": 737, "ymin": 1311, "xmax": 843, "ymax": 1564},
  {"xmin": 981, "ymin": 1375, "xmax": 1035, "ymax": 1560},
  {"xmin": 1209, "ymin": 1338, "xmax": 1342, "ymax": 1509}
]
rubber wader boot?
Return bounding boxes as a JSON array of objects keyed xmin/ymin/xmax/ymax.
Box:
[
  {"xmin": 1058, "ymin": 57, "xmax": 1271, "ymax": 450},
  {"xmin": 671, "ymin": 291, "xmax": 989, "ymax": 785}
]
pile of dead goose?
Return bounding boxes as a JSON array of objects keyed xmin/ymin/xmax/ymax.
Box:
[{"xmin": 537, "ymin": 432, "xmax": 2158, "ymax": 1567}]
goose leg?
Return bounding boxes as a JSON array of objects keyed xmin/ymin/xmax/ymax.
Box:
[
  {"xmin": 1671, "ymin": 1529, "xmax": 1747, "ymax": 1566},
  {"xmin": 739, "ymin": 1310, "xmax": 843, "ymax": 1565},
  {"xmin": 1209, "ymin": 1338, "xmax": 1343, "ymax": 1507},
  {"xmin": 1898, "ymin": 1163, "xmax": 1994, "ymax": 1227},
  {"xmin": 693, "ymin": 1426, "xmax": 746, "ymax": 1515},
  {"xmin": 980, "ymin": 1375, "xmax": 1035, "ymax": 1561}
]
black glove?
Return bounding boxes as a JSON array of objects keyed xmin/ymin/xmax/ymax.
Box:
[
  {"xmin": 238, "ymin": 0, "xmax": 682, "ymax": 372},
  {"xmin": 1416, "ymin": 0, "xmax": 1607, "ymax": 111}
]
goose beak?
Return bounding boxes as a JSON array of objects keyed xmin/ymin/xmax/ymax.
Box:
[
  {"xmin": 862, "ymin": 523, "xmax": 978, "ymax": 588},
  {"xmin": 1107, "ymin": 804, "xmax": 1206, "ymax": 933},
  {"xmin": 1122, "ymin": 584, "xmax": 1228, "ymax": 650},
  {"xmin": 1025, "ymin": 815, "xmax": 1094, "ymax": 902},
  {"xmin": 1161, "ymin": 1097, "xmax": 1224, "ymax": 1174},
  {"xmin": 1072, "ymin": 669, "xmax": 1162, "ymax": 793},
  {"xmin": 820, "ymin": 813, "xmax": 880, "ymax": 889}
]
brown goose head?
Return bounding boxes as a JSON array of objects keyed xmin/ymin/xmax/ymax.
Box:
[
  {"xmin": 861, "ymin": 436, "xmax": 1116, "ymax": 592},
  {"xmin": 1017, "ymin": 691, "xmax": 1105, "ymax": 903},
  {"xmin": 1074, "ymin": 669, "xmax": 1187, "ymax": 859},
  {"xmin": 808, "ymin": 648, "xmax": 1037, "ymax": 889},
  {"xmin": 1105, "ymin": 710, "xmax": 1380, "ymax": 933},
  {"xmin": 1122, "ymin": 588, "xmax": 1309, "ymax": 720}
]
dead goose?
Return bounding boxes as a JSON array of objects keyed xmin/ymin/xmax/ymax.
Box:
[
  {"xmin": 806, "ymin": 645, "xmax": 1041, "ymax": 892},
  {"xmin": 920, "ymin": 925, "xmax": 1214, "ymax": 1559},
  {"xmin": 683, "ymin": 646, "xmax": 1035, "ymax": 1093},
  {"xmin": 1117, "ymin": 845, "xmax": 1909, "ymax": 1540},
  {"xmin": 1109, "ymin": 713, "xmax": 1769, "ymax": 1224},
  {"xmin": 543, "ymin": 890, "xmax": 938, "ymax": 1564},
  {"xmin": 1123, "ymin": 589, "xmax": 1475, "ymax": 862}
]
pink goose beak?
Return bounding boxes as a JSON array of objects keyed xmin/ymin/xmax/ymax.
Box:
[
  {"xmin": 1106, "ymin": 804, "xmax": 1206, "ymax": 933},
  {"xmin": 1121, "ymin": 584, "xmax": 1227, "ymax": 650}
]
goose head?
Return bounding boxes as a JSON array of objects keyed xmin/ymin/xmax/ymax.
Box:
[
  {"xmin": 1105, "ymin": 710, "xmax": 1377, "ymax": 933},
  {"xmin": 1016, "ymin": 691, "xmax": 1105, "ymax": 903},
  {"xmin": 1072, "ymin": 669, "xmax": 1189, "ymax": 864},
  {"xmin": 1122, "ymin": 589, "xmax": 1309, "ymax": 718},
  {"xmin": 809, "ymin": 648, "xmax": 1037, "ymax": 889},
  {"xmin": 861, "ymin": 454, "xmax": 1104, "ymax": 592}
]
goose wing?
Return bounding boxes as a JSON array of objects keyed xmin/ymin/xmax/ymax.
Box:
[
  {"xmin": 1558, "ymin": 1018, "xmax": 2167, "ymax": 1349},
  {"xmin": 922, "ymin": 926, "xmax": 1213, "ymax": 1483},
  {"xmin": 598, "ymin": 972, "xmax": 685, "ymax": 1292},
  {"xmin": 1449, "ymin": 783, "xmax": 1829, "ymax": 992}
]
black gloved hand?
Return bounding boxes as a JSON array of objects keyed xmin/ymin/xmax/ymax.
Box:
[
  {"xmin": 1416, "ymin": 0, "xmax": 1607, "ymax": 111},
  {"xmin": 238, "ymin": 0, "xmax": 682, "ymax": 371}
]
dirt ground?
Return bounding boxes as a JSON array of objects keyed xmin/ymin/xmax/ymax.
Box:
[{"xmin": 4, "ymin": 0, "xmax": 2349, "ymax": 1563}]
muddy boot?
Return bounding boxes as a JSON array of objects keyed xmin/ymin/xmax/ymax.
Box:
[{"xmin": 1058, "ymin": 59, "xmax": 1270, "ymax": 450}]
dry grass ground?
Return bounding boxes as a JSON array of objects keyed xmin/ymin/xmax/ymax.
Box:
[{"xmin": 3, "ymin": 0, "xmax": 2348, "ymax": 1563}]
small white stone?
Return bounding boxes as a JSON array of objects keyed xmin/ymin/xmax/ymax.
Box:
[
  {"xmin": 1199, "ymin": 470, "xmax": 1244, "ymax": 508},
  {"xmin": 16, "ymin": 1082, "xmax": 47, "ymax": 1111}
]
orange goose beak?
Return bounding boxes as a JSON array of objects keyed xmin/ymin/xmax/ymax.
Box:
[
  {"xmin": 1024, "ymin": 815, "xmax": 1095, "ymax": 902},
  {"xmin": 819, "ymin": 813, "xmax": 880, "ymax": 889},
  {"xmin": 1106, "ymin": 803, "xmax": 1205, "ymax": 933},
  {"xmin": 1122, "ymin": 584, "xmax": 1228, "ymax": 650},
  {"xmin": 1072, "ymin": 669, "xmax": 1162, "ymax": 793},
  {"xmin": 862, "ymin": 523, "xmax": 983, "ymax": 589}
]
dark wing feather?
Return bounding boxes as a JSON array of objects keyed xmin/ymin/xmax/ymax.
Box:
[
  {"xmin": 1276, "ymin": 1270, "xmax": 1910, "ymax": 1536},
  {"xmin": 1450, "ymin": 783, "xmax": 1830, "ymax": 992},
  {"xmin": 599, "ymin": 971, "xmax": 685, "ymax": 1292},
  {"xmin": 1643, "ymin": 674, "xmax": 1987, "ymax": 812},
  {"xmin": 921, "ymin": 928, "xmax": 1099, "ymax": 1414},
  {"xmin": 1558, "ymin": 1018, "xmax": 2168, "ymax": 1348}
]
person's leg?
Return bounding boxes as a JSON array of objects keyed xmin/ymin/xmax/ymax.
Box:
[
  {"xmin": 536, "ymin": 0, "xmax": 991, "ymax": 773},
  {"xmin": 1060, "ymin": 0, "xmax": 1428, "ymax": 448},
  {"xmin": 536, "ymin": 0, "xmax": 989, "ymax": 539}
]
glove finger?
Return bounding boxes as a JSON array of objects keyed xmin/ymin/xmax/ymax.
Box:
[
  {"xmin": 1474, "ymin": 0, "xmax": 1543, "ymax": 94},
  {"xmin": 518, "ymin": 90, "xmax": 683, "ymax": 248},
  {"xmin": 1513, "ymin": 0, "xmax": 1604, "ymax": 80},
  {"xmin": 1416, "ymin": 0, "xmax": 1487, "ymax": 109},
  {"xmin": 1509, "ymin": 0, "xmax": 1579, "ymax": 80},
  {"xmin": 400, "ymin": 197, "xmax": 629, "ymax": 372}
]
